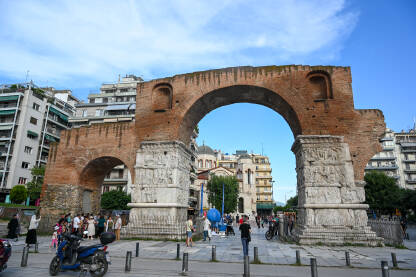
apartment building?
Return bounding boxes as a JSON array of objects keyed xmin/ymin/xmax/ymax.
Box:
[
  {"xmin": 252, "ymin": 154, "xmax": 274, "ymax": 215},
  {"xmin": 0, "ymin": 83, "xmax": 78, "ymax": 201},
  {"xmin": 365, "ymin": 124, "xmax": 416, "ymax": 189}
]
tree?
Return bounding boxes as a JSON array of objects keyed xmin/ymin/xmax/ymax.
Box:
[
  {"xmin": 26, "ymin": 166, "xmax": 45, "ymax": 201},
  {"xmin": 207, "ymin": 175, "xmax": 239, "ymax": 214},
  {"xmin": 364, "ymin": 171, "xmax": 403, "ymax": 215},
  {"xmin": 10, "ymin": 185, "xmax": 28, "ymax": 204},
  {"xmin": 101, "ymin": 190, "xmax": 131, "ymax": 210},
  {"xmin": 273, "ymin": 195, "xmax": 298, "ymax": 214}
]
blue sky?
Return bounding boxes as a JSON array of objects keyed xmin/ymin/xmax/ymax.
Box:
[{"xmin": 0, "ymin": 0, "xmax": 415, "ymax": 203}]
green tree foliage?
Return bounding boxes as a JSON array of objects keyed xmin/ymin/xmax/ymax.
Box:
[
  {"xmin": 10, "ymin": 185, "xmax": 28, "ymax": 204},
  {"xmin": 101, "ymin": 190, "xmax": 131, "ymax": 210},
  {"xmin": 26, "ymin": 166, "xmax": 45, "ymax": 201},
  {"xmin": 273, "ymin": 195, "xmax": 298, "ymax": 214},
  {"xmin": 207, "ymin": 175, "xmax": 239, "ymax": 214},
  {"xmin": 364, "ymin": 171, "xmax": 405, "ymax": 215}
]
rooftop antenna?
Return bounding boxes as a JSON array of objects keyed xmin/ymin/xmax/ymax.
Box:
[{"xmin": 261, "ymin": 143, "xmax": 264, "ymax": 156}]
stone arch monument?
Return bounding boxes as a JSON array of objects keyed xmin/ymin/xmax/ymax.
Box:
[{"xmin": 41, "ymin": 65, "xmax": 385, "ymax": 245}]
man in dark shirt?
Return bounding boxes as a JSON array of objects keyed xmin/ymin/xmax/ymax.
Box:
[{"xmin": 239, "ymin": 216, "xmax": 251, "ymax": 256}]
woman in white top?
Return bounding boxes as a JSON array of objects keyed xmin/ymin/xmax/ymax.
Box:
[
  {"xmin": 26, "ymin": 210, "xmax": 41, "ymax": 246},
  {"xmin": 87, "ymin": 217, "xmax": 96, "ymax": 239}
]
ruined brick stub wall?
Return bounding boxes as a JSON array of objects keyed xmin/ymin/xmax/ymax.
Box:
[
  {"xmin": 41, "ymin": 122, "xmax": 137, "ymax": 218},
  {"xmin": 135, "ymin": 65, "xmax": 385, "ymax": 180}
]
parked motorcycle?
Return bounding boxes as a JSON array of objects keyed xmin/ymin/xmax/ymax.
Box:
[
  {"xmin": 265, "ymin": 220, "xmax": 278, "ymax": 240},
  {"xmin": 49, "ymin": 232, "xmax": 115, "ymax": 276},
  {"xmin": 0, "ymin": 239, "xmax": 11, "ymax": 272}
]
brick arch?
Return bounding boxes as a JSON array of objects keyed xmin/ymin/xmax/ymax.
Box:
[{"xmin": 177, "ymin": 85, "xmax": 302, "ymax": 144}]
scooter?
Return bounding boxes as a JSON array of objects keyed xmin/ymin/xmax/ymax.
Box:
[
  {"xmin": 265, "ymin": 220, "xmax": 278, "ymax": 240},
  {"xmin": 49, "ymin": 232, "xmax": 115, "ymax": 276},
  {"xmin": 0, "ymin": 239, "xmax": 12, "ymax": 272}
]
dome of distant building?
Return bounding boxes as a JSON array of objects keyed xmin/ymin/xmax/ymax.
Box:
[{"xmin": 198, "ymin": 145, "xmax": 215, "ymax": 156}]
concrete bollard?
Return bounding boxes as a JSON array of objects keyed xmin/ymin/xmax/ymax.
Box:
[
  {"xmin": 176, "ymin": 243, "xmax": 180, "ymax": 260},
  {"xmin": 182, "ymin": 252, "xmax": 189, "ymax": 272},
  {"xmin": 212, "ymin": 245, "xmax": 216, "ymax": 261},
  {"xmin": 243, "ymin": 255, "xmax": 250, "ymax": 277},
  {"xmin": 296, "ymin": 250, "xmax": 301, "ymax": 265},
  {"xmin": 135, "ymin": 242, "xmax": 139, "ymax": 257},
  {"xmin": 310, "ymin": 258, "xmax": 318, "ymax": 277},
  {"xmin": 381, "ymin": 260, "xmax": 389, "ymax": 277},
  {"xmin": 125, "ymin": 251, "xmax": 132, "ymax": 272},
  {"xmin": 345, "ymin": 251, "xmax": 351, "ymax": 266},
  {"xmin": 391, "ymin": 253, "xmax": 398, "ymax": 268},
  {"xmin": 254, "ymin": 246, "xmax": 259, "ymax": 263},
  {"xmin": 21, "ymin": 246, "xmax": 29, "ymax": 267}
]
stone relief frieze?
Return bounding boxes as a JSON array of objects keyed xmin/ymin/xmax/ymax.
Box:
[
  {"xmin": 305, "ymin": 187, "xmax": 341, "ymax": 204},
  {"xmin": 302, "ymin": 165, "xmax": 345, "ymax": 186}
]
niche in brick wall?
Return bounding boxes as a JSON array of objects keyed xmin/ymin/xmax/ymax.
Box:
[
  {"xmin": 152, "ymin": 83, "xmax": 173, "ymax": 112},
  {"xmin": 307, "ymin": 70, "xmax": 333, "ymax": 100}
]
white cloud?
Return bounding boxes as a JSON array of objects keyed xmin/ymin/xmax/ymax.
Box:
[{"xmin": 0, "ymin": 0, "xmax": 358, "ymax": 91}]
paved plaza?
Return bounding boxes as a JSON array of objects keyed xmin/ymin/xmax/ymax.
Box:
[{"xmin": 3, "ymin": 225, "xmax": 416, "ymax": 276}]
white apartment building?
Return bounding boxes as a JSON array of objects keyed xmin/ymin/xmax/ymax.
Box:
[
  {"xmin": 69, "ymin": 75, "xmax": 143, "ymax": 193},
  {"xmin": 0, "ymin": 83, "xmax": 79, "ymax": 202},
  {"xmin": 365, "ymin": 124, "xmax": 416, "ymax": 189}
]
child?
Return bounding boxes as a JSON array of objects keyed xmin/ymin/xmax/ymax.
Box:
[{"xmin": 50, "ymin": 226, "xmax": 59, "ymax": 250}]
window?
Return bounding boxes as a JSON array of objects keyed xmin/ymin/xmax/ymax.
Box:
[
  {"xmin": 18, "ymin": 177, "xmax": 27, "ymax": 184},
  {"xmin": 30, "ymin": 117, "xmax": 38, "ymax": 125},
  {"xmin": 95, "ymin": 109, "xmax": 103, "ymax": 117},
  {"xmin": 82, "ymin": 110, "xmax": 88, "ymax": 117},
  {"xmin": 32, "ymin": 103, "xmax": 40, "ymax": 111},
  {"xmin": 264, "ymin": 180, "xmax": 267, "ymax": 185},
  {"xmin": 198, "ymin": 160, "xmax": 203, "ymax": 168},
  {"xmin": 24, "ymin": 146, "xmax": 32, "ymax": 154},
  {"xmin": 257, "ymin": 195, "xmax": 260, "ymax": 200},
  {"xmin": 247, "ymin": 169, "xmax": 252, "ymax": 185},
  {"xmin": 21, "ymin": 162, "xmax": 29, "ymax": 169},
  {"xmin": 265, "ymin": 196, "xmax": 268, "ymax": 200}
]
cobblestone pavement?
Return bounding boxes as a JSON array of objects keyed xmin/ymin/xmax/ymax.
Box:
[{"xmin": 6, "ymin": 224, "xmax": 416, "ymax": 272}]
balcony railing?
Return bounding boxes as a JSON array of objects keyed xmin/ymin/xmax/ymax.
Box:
[
  {"xmin": 405, "ymin": 179, "xmax": 416, "ymax": 184},
  {"xmin": 370, "ymin": 156, "xmax": 396, "ymax": 161},
  {"xmin": 365, "ymin": 166, "xmax": 399, "ymax": 170}
]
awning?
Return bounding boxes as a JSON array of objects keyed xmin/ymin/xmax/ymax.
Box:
[
  {"xmin": 0, "ymin": 95, "xmax": 19, "ymax": 101},
  {"xmin": 45, "ymin": 134, "xmax": 56, "ymax": 142},
  {"xmin": 105, "ymin": 104, "xmax": 129, "ymax": 111},
  {"xmin": 256, "ymin": 203, "xmax": 276, "ymax": 210},
  {"xmin": 0, "ymin": 125, "xmax": 13, "ymax": 131},
  {"xmin": 49, "ymin": 107, "xmax": 69, "ymax": 122},
  {"xmin": 27, "ymin": 130, "xmax": 39, "ymax": 137},
  {"xmin": 0, "ymin": 110, "xmax": 16, "ymax": 115}
]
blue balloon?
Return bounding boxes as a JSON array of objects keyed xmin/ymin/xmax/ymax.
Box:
[{"xmin": 207, "ymin": 208, "xmax": 221, "ymax": 223}]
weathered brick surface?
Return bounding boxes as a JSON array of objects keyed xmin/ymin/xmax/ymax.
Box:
[{"xmin": 41, "ymin": 65, "xmax": 385, "ymax": 214}]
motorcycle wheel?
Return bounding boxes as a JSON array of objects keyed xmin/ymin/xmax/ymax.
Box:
[
  {"xmin": 90, "ymin": 256, "xmax": 108, "ymax": 277},
  {"xmin": 265, "ymin": 231, "xmax": 273, "ymax": 240},
  {"xmin": 49, "ymin": 256, "xmax": 61, "ymax": 276}
]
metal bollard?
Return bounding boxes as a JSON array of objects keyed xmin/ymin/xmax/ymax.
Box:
[
  {"xmin": 21, "ymin": 246, "xmax": 29, "ymax": 267},
  {"xmin": 212, "ymin": 245, "xmax": 216, "ymax": 261},
  {"xmin": 176, "ymin": 243, "xmax": 180, "ymax": 260},
  {"xmin": 182, "ymin": 252, "xmax": 189, "ymax": 272},
  {"xmin": 125, "ymin": 251, "xmax": 132, "ymax": 272},
  {"xmin": 35, "ymin": 242, "xmax": 39, "ymax": 253},
  {"xmin": 310, "ymin": 258, "xmax": 318, "ymax": 277},
  {"xmin": 243, "ymin": 255, "xmax": 250, "ymax": 277},
  {"xmin": 135, "ymin": 242, "xmax": 139, "ymax": 257},
  {"xmin": 391, "ymin": 253, "xmax": 398, "ymax": 268},
  {"xmin": 345, "ymin": 251, "xmax": 351, "ymax": 266},
  {"xmin": 296, "ymin": 250, "xmax": 301, "ymax": 265},
  {"xmin": 254, "ymin": 246, "xmax": 259, "ymax": 263},
  {"xmin": 381, "ymin": 261, "xmax": 389, "ymax": 277}
]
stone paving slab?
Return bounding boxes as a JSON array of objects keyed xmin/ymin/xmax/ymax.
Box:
[{"xmin": 6, "ymin": 225, "xmax": 416, "ymax": 270}]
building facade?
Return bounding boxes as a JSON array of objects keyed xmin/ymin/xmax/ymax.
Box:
[
  {"xmin": 252, "ymin": 154, "xmax": 274, "ymax": 215},
  {"xmin": 0, "ymin": 83, "xmax": 78, "ymax": 201},
  {"xmin": 69, "ymin": 75, "xmax": 143, "ymax": 193},
  {"xmin": 365, "ymin": 124, "xmax": 416, "ymax": 189}
]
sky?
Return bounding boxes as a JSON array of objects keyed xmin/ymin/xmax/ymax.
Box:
[{"xmin": 0, "ymin": 0, "xmax": 415, "ymax": 204}]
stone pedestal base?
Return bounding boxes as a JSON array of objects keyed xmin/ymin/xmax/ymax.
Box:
[
  {"xmin": 124, "ymin": 141, "xmax": 192, "ymax": 240},
  {"xmin": 292, "ymin": 136, "xmax": 382, "ymax": 246}
]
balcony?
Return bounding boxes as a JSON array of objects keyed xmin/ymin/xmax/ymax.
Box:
[
  {"xmin": 406, "ymin": 179, "xmax": 416, "ymax": 184},
  {"xmin": 402, "ymin": 149, "xmax": 416, "ymax": 153},
  {"xmin": 380, "ymin": 137, "xmax": 394, "ymax": 142},
  {"xmin": 365, "ymin": 165, "xmax": 399, "ymax": 170},
  {"xmin": 103, "ymin": 178, "xmax": 128, "ymax": 184},
  {"xmin": 403, "ymin": 159, "xmax": 416, "ymax": 163},
  {"xmin": 370, "ymin": 156, "xmax": 396, "ymax": 161},
  {"xmin": 404, "ymin": 169, "xmax": 416, "ymax": 173},
  {"xmin": 382, "ymin": 147, "xmax": 395, "ymax": 151}
]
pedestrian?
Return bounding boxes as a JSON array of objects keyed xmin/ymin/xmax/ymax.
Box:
[
  {"xmin": 73, "ymin": 214, "xmax": 81, "ymax": 235},
  {"xmin": 87, "ymin": 216, "xmax": 96, "ymax": 240},
  {"xmin": 7, "ymin": 214, "xmax": 19, "ymax": 241},
  {"xmin": 26, "ymin": 210, "xmax": 41, "ymax": 247},
  {"xmin": 97, "ymin": 215, "xmax": 106, "ymax": 237},
  {"xmin": 186, "ymin": 216, "xmax": 194, "ymax": 247},
  {"xmin": 236, "ymin": 214, "xmax": 240, "ymax": 226},
  {"xmin": 203, "ymin": 216, "xmax": 211, "ymax": 242},
  {"xmin": 114, "ymin": 215, "xmax": 122, "ymax": 240},
  {"xmin": 239, "ymin": 217, "xmax": 243, "ymax": 225},
  {"xmin": 256, "ymin": 215, "xmax": 260, "ymax": 228},
  {"xmin": 106, "ymin": 216, "xmax": 114, "ymax": 233},
  {"xmin": 239, "ymin": 216, "xmax": 251, "ymax": 256},
  {"xmin": 50, "ymin": 226, "xmax": 59, "ymax": 250}
]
